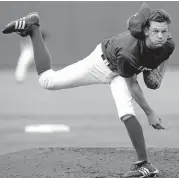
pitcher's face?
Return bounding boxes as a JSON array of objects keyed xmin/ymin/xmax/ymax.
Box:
[{"xmin": 144, "ymin": 21, "xmax": 169, "ymax": 49}]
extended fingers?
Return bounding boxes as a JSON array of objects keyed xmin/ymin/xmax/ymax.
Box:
[{"xmin": 152, "ymin": 123, "xmax": 165, "ymax": 130}]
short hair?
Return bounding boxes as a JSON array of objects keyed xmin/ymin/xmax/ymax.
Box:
[{"xmin": 144, "ymin": 9, "xmax": 171, "ymax": 28}]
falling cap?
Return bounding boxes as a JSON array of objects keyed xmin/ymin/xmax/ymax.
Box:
[{"xmin": 127, "ymin": 3, "xmax": 151, "ymax": 39}]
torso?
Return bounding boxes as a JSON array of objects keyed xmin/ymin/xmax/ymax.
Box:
[{"xmin": 101, "ymin": 31, "xmax": 175, "ymax": 77}]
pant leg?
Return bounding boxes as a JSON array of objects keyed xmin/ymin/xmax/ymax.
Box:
[
  {"xmin": 110, "ymin": 75, "xmax": 136, "ymax": 120},
  {"xmin": 39, "ymin": 44, "xmax": 118, "ymax": 90}
]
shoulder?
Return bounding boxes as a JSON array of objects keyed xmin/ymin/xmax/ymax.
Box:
[
  {"xmin": 116, "ymin": 31, "xmax": 140, "ymax": 50},
  {"xmin": 165, "ymin": 35, "xmax": 175, "ymax": 55},
  {"xmin": 166, "ymin": 39, "xmax": 175, "ymax": 55},
  {"xmin": 121, "ymin": 36, "xmax": 141, "ymax": 57}
]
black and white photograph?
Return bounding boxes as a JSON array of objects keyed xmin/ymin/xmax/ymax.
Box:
[{"xmin": 0, "ymin": 1, "xmax": 178, "ymax": 177}]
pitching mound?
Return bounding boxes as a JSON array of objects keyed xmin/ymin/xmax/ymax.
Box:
[{"xmin": 0, "ymin": 147, "xmax": 178, "ymax": 178}]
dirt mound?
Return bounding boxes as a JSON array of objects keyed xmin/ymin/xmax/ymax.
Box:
[{"xmin": 0, "ymin": 147, "xmax": 178, "ymax": 178}]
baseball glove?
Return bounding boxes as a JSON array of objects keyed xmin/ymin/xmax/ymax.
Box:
[{"xmin": 143, "ymin": 68, "xmax": 163, "ymax": 90}]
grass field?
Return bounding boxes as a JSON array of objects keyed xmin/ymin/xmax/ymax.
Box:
[{"xmin": 0, "ymin": 69, "xmax": 178, "ymax": 177}]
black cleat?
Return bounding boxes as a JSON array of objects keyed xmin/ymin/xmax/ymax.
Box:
[
  {"xmin": 2, "ymin": 12, "xmax": 40, "ymax": 37},
  {"xmin": 123, "ymin": 160, "xmax": 159, "ymax": 178}
]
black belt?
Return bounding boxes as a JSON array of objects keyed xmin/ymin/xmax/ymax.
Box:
[
  {"xmin": 101, "ymin": 54, "xmax": 117, "ymax": 73},
  {"xmin": 101, "ymin": 54, "xmax": 107, "ymax": 61},
  {"xmin": 101, "ymin": 54, "xmax": 110, "ymax": 67}
]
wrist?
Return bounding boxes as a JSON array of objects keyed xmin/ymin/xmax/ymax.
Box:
[{"xmin": 144, "ymin": 109, "xmax": 155, "ymax": 116}]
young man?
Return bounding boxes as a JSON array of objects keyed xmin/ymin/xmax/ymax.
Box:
[
  {"xmin": 2, "ymin": 3, "xmax": 175, "ymax": 178},
  {"xmin": 15, "ymin": 31, "xmax": 48, "ymax": 83}
]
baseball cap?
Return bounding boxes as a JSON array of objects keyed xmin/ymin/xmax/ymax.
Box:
[{"xmin": 127, "ymin": 3, "xmax": 151, "ymax": 38}]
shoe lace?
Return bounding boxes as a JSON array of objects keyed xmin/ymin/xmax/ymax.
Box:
[
  {"xmin": 130, "ymin": 160, "xmax": 148, "ymax": 171},
  {"xmin": 130, "ymin": 163, "xmax": 140, "ymax": 171},
  {"xmin": 130, "ymin": 162, "xmax": 152, "ymax": 177}
]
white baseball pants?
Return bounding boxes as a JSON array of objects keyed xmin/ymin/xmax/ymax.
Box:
[{"xmin": 39, "ymin": 44, "xmax": 136, "ymax": 119}]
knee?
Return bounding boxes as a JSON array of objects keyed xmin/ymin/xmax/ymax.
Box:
[
  {"xmin": 115, "ymin": 102, "xmax": 136, "ymax": 122},
  {"xmin": 121, "ymin": 114, "xmax": 136, "ymax": 122},
  {"xmin": 38, "ymin": 69, "xmax": 56, "ymax": 90}
]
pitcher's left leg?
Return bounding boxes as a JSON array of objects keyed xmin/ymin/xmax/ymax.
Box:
[{"xmin": 110, "ymin": 76, "xmax": 159, "ymax": 177}]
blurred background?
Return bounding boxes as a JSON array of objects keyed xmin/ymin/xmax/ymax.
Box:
[
  {"xmin": 0, "ymin": 1, "xmax": 179, "ymax": 155},
  {"xmin": 0, "ymin": 1, "xmax": 178, "ymax": 68}
]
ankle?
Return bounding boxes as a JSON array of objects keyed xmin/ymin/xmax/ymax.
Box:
[
  {"xmin": 138, "ymin": 156, "xmax": 148, "ymax": 162},
  {"xmin": 29, "ymin": 26, "xmax": 40, "ymax": 37}
]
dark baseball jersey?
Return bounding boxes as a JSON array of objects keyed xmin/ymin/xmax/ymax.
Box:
[{"xmin": 101, "ymin": 31, "xmax": 175, "ymax": 78}]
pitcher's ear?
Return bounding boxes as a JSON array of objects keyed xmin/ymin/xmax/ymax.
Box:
[{"xmin": 144, "ymin": 27, "xmax": 149, "ymax": 37}]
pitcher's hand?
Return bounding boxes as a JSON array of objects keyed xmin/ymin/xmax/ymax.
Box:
[{"xmin": 147, "ymin": 112, "xmax": 165, "ymax": 130}]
